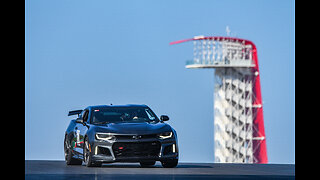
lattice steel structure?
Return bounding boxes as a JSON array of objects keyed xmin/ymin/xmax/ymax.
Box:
[{"xmin": 170, "ymin": 36, "xmax": 268, "ymax": 163}]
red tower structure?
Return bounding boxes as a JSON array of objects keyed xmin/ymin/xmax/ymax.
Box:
[{"xmin": 170, "ymin": 36, "xmax": 267, "ymax": 163}]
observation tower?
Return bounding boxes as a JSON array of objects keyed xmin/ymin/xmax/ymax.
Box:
[{"xmin": 170, "ymin": 36, "xmax": 267, "ymax": 163}]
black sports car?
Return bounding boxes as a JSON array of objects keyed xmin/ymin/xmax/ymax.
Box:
[{"xmin": 64, "ymin": 104, "xmax": 178, "ymax": 167}]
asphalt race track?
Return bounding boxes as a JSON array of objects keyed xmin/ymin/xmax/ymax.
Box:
[{"xmin": 25, "ymin": 160, "xmax": 295, "ymax": 180}]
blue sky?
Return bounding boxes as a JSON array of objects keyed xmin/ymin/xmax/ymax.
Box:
[{"xmin": 25, "ymin": 0, "xmax": 295, "ymax": 163}]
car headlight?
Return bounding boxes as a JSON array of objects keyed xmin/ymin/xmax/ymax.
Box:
[
  {"xmin": 158, "ymin": 132, "xmax": 173, "ymax": 139},
  {"xmin": 95, "ymin": 133, "xmax": 115, "ymax": 141}
]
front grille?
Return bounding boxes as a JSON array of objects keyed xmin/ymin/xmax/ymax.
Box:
[
  {"xmin": 112, "ymin": 141, "xmax": 161, "ymax": 158},
  {"xmin": 115, "ymin": 134, "xmax": 158, "ymax": 140}
]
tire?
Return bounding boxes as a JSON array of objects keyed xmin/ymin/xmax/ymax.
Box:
[
  {"xmin": 83, "ymin": 137, "xmax": 101, "ymax": 167},
  {"xmin": 64, "ymin": 136, "xmax": 82, "ymax": 165},
  {"xmin": 161, "ymin": 159, "xmax": 178, "ymax": 168},
  {"xmin": 140, "ymin": 161, "xmax": 156, "ymax": 167}
]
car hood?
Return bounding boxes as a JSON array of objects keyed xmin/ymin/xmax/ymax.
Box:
[{"xmin": 93, "ymin": 122, "xmax": 172, "ymax": 134}]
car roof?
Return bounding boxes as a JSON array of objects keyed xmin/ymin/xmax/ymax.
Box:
[{"xmin": 85, "ymin": 104, "xmax": 149, "ymax": 110}]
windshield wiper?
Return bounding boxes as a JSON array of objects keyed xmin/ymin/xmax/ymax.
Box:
[
  {"xmin": 144, "ymin": 119, "xmax": 157, "ymax": 123},
  {"xmin": 94, "ymin": 121, "xmax": 110, "ymax": 125}
]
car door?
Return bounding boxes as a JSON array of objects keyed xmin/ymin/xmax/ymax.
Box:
[
  {"xmin": 73, "ymin": 109, "xmax": 89, "ymax": 155},
  {"xmin": 78, "ymin": 109, "xmax": 90, "ymax": 150}
]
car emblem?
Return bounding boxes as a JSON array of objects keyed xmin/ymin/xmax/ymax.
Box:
[{"xmin": 133, "ymin": 135, "xmax": 142, "ymax": 139}]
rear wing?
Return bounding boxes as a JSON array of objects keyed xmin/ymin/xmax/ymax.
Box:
[{"xmin": 68, "ymin": 110, "xmax": 83, "ymax": 117}]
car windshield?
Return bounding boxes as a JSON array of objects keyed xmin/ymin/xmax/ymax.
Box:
[{"xmin": 91, "ymin": 107, "xmax": 159, "ymax": 124}]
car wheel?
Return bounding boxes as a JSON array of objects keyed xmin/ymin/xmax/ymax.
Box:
[
  {"xmin": 64, "ymin": 136, "xmax": 82, "ymax": 165},
  {"xmin": 83, "ymin": 137, "xmax": 101, "ymax": 167},
  {"xmin": 161, "ymin": 159, "xmax": 178, "ymax": 168},
  {"xmin": 140, "ymin": 161, "xmax": 156, "ymax": 167}
]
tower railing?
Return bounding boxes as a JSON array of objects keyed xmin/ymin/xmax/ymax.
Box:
[{"xmin": 171, "ymin": 37, "xmax": 256, "ymax": 68}]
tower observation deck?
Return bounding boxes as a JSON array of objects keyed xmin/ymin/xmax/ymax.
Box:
[{"xmin": 170, "ymin": 36, "xmax": 267, "ymax": 163}]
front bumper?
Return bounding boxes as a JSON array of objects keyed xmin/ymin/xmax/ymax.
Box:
[{"xmin": 90, "ymin": 135, "xmax": 178, "ymax": 163}]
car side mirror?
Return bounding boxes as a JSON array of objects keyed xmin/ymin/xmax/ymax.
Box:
[
  {"xmin": 160, "ymin": 115, "xmax": 169, "ymax": 122},
  {"xmin": 76, "ymin": 117, "xmax": 84, "ymax": 124}
]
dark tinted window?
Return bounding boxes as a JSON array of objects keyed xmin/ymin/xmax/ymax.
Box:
[{"xmin": 91, "ymin": 107, "xmax": 158, "ymax": 124}]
